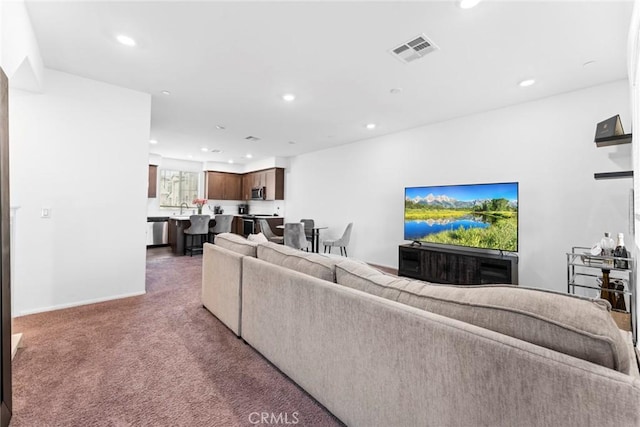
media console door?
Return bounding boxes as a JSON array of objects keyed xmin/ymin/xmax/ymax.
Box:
[{"xmin": 398, "ymin": 244, "xmax": 518, "ymax": 285}]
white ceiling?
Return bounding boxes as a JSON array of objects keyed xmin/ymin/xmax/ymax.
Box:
[{"xmin": 24, "ymin": 1, "xmax": 634, "ymax": 165}]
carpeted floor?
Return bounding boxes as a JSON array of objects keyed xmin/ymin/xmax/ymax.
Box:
[{"xmin": 11, "ymin": 254, "xmax": 343, "ymax": 426}]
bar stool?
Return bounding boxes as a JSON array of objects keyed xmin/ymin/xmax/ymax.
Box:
[
  {"xmin": 184, "ymin": 214, "xmax": 210, "ymax": 256},
  {"xmin": 209, "ymin": 214, "xmax": 234, "ymax": 242}
]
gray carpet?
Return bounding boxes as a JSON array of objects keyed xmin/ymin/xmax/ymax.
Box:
[{"xmin": 10, "ymin": 254, "xmax": 343, "ymax": 426}]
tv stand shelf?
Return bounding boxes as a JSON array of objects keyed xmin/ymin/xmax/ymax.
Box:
[{"xmin": 398, "ymin": 243, "xmax": 518, "ymax": 285}]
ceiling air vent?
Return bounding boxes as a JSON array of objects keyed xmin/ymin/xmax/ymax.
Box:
[
  {"xmin": 389, "ymin": 34, "xmax": 439, "ymax": 64},
  {"xmin": 245, "ymin": 136, "xmax": 260, "ymax": 142}
]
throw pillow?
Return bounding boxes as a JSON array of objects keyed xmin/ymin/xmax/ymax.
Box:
[{"xmin": 247, "ymin": 232, "xmax": 268, "ymax": 243}]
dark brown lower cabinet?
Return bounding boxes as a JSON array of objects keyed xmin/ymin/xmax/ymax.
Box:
[
  {"xmin": 0, "ymin": 68, "xmax": 12, "ymax": 427},
  {"xmin": 399, "ymin": 243, "xmax": 518, "ymax": 285}
]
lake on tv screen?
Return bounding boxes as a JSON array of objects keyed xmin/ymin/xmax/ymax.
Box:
[
  {"xmin": 404, "ymin": 183, "xmax": 518, "ymax": 251},
  {"xmin": 405, "ymin": 217, "xmax": 490, "ymax": 240}
]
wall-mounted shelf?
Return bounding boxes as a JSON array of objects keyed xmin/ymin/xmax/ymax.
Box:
[
  {"xmin": 595, "ymin": 133, "xmax": 632, "ymax": 147},
  {"xmin": 594, "ymin": 171, "xmax": 634, "ymax": 180},
  {"xmin": 594, "ymin": 132, "xmax": 633, "ymax": 180}
]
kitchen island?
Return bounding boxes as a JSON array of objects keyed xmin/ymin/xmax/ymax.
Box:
[
  {"xmin": 168, "ymin": 215, "xmax": 283, "ymax": 255},
  {"xmin": 168, "ymin": 216, "xmax": 221, "ymax": 255},
  {"xmin": 167, "ymin": 217, "xmax": 192, "ymax": 255}
]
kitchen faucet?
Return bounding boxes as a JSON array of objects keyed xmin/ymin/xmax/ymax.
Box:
[{"xmin": 179, "ymin": 202, "xmax": 189, "ymax": 215}]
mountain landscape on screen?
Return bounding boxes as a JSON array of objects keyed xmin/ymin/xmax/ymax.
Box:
[{"xmin": 404, "ymin": 182, "xmax": 518, "ymax": 252}]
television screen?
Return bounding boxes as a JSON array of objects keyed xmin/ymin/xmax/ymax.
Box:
[{"xmin": 404, "ymin": 182, "xmax": 518, "ymax": 252}]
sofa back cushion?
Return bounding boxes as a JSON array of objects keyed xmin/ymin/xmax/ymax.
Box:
[
  {"xmin": 214, "ymin": 233, "xmax": 258, "ymax": 257},
  {"xmin": 335, "ymin": 259, "xmax": 630, "ymax": 373},
  {"xmin": 257, "ymin": 242, "xmax": 338, "ymax": 282}
]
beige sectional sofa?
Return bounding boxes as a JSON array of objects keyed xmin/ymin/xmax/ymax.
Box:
[{"xmin": 202, "ymin": 233, "xmax": 640, "ymax": 426}]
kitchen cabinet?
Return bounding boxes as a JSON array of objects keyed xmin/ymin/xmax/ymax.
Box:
[
  {"xmin": 205, "ymin": 171, "xmax": 242, "ymax": 200},
  {"xmin": 148, "ymin": 165, "xmax": 158, "ymax": 198},
  {"xmin": 225, "ymin": 173, "xmax": 242, "ymax": 200},
  {"xmin": 264, "ymin": 168, "xmax": 284, "ymax": 200},
  {"xmin": 241, "ymin": 175, "xmax": 252, "ymax": 200},
  {"xmin": 212, "ymin": 167, "xmax": 285, "ymax": 201}
]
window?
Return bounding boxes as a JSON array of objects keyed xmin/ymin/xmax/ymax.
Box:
[{"xmin": 159, "ymin": 170, "xmax": 199, "ymax": 207}]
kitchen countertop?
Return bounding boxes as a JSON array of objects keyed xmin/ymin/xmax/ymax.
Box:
[{"xmin": 169, "ymin": 215, "xmax": 284, "ymax": 220}]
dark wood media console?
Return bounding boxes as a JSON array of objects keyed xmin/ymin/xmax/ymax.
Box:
[{"xmin": 399, "ymin": 243, "xmax": 518, "ymax": 285}]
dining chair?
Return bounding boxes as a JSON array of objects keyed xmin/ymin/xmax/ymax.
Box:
[
  {"xmin": 184, "ymin": 214, "xmax": 211, "ymax": 256},
  {"xmin": 300, "ymin": 219, "xmax": 315, "ymax": 246},
  {"xmin": 258, "ymin": 219, "xmax": 284, "ymax": 244},
  {"xmin": 209, "ymin": 214, "xmax": 233, "ymax": 242},
  {"xmin": 284, "ymin": 222, "xmax": 309, "ymax": 250},
  {"xmin": 323, "ymin": 222, "xmax": 353, "ymax": 257}
]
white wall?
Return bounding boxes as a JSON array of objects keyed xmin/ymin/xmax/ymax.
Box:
[
  {"xmin": 10, "ymin": 68, "xmax": 151, "ymax": 315},
  {"xmin": 0, "ymin": 0, "xmax": 44, "ymax": 91},
  {"xmin": 286, "ymin": 80, "xmax": 632, "ymax": 293}
]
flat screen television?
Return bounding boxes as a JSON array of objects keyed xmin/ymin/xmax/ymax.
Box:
[{"xmin": 404, "ymin": 182, "xmax": 518, "ymax": 252}]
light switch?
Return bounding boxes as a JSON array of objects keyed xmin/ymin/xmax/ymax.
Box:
[{"xmin": 41, "ymin": 208, "xmax": 51, "ymax": 219}]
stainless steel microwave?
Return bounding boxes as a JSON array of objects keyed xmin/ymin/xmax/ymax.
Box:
[{"xmin": 251, "ymin": 187, "xmax": 265, "ymax": 200}]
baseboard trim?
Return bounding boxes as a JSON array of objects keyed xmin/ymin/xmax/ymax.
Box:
[
  {"xmin": 11, "ymin": 333, "xmax": 22, "ymax": 359},
  {"xmin": 14, "ymin": 290, "xmax": 147, "ymax": 317}
]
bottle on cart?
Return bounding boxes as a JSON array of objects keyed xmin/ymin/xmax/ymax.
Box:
[
  {"xmin": 600, "ymin": 232, "xmax": 615, "ymax": 267},
  {"xmin": 600, "ymin": 269, "xmax": 613, "ymax": 304},
  {"xmin": 613, "ymin": 233, "xmax": 629, "ymax": 269},
  {"xmin": 614, "ymin": 281, "xmax": 627, "ymax": 311}
]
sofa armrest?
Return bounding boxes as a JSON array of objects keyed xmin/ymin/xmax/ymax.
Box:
[{"xmin": 202, "ymin": 243, "xmax": 244, "ymax": 336}]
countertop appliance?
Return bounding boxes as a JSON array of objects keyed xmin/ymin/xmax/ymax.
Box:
[
  {"xmin": 251, "ymin": 187, "xmax": 265, "ymax": 200},
  {"xmin": 238, "ymin": 204, "xmax": 248, "ymax": 214},
  {"xmin": 146, "ymin": 217, "xmax": 169, "ymax": 246}
]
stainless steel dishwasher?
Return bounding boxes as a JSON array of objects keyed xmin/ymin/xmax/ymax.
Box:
[{"xmin": 146, "ymin": 217, "xmax": 169, "ymax": 246}]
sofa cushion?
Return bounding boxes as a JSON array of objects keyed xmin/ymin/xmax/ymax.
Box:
[
  {"xmin": 335, "ymin": 259, "xmax": 630, "ymax": 373},
  {"xmin": 257, "ymin": 242, "xmax": 338, "ymax": 282},
  {"xmin": 214, "ymin": 233, "xmax": 258, "ymax": 257}
]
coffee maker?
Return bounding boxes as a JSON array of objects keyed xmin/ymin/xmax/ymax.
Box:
[{"xmin": 238, "ymin": 204, "xmax": 248, "ymax": 215}]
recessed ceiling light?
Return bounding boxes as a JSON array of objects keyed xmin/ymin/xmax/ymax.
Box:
[
  {"xmin": 246, "ymin": 154, "xmax": 253, "ymax": 159},
  {"xmin": 282, "ymin": 93, "xmax": 296, "ymax": 102},
  {"xmin": 187, "ymin": 155, "xmax": 193, "ymax": 159},
  {"xmin": 149, "ymin": 139, "xmax": 158, "ymax": 144},
  {"xmin": 228, "ymin": 159, "xmax": 234, "ymax": 164},
  {"xmin": 201, "ymin": 147, "xmax": 208, "ymax": 152},
  {"xmin": 215, "ymin": 125, "xmax": 225, "ymax": 130},
  {"xmin": 518, "ymin": 79, "xmax": 536, "ymax": 87},
  {"xmin": 459, "ymin": 0, "xmax": 481, "ymax": 9},
  {"xmin": 366, "ymin": 123, "xmax": 377, "ymax": 130},
  {"xmin": 161, "ymin": 90, "xmax": 171, "ymax": 95},
  {"xmin": 116, "ymin": 34, "xmax": 136, "ymax": 47}
]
